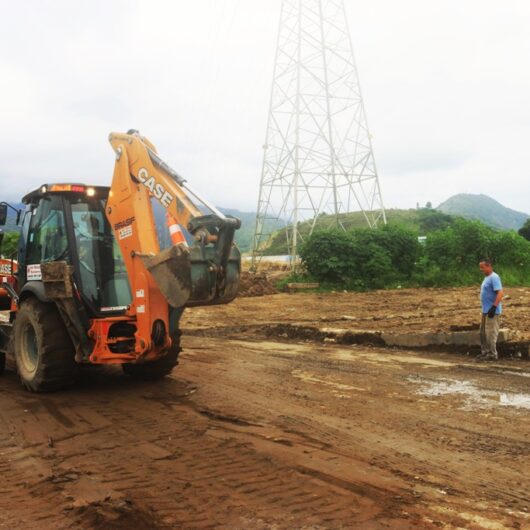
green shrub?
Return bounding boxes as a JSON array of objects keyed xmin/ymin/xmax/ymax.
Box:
[
  {"xmin": 299, "ymin": 229, "xmax": 357, "ymax": 283},
  {"xmin": 518, "ymin": 218, "xmax": 530, "ymax": 241},
  {"xmin": 299, "ymin": 224, "xmax": 419, "ymax": 290},
  {"xmin": 1, "ymin": 232, "xmax": 19, "ymax": 258},
  {"xmin": 298, "ymin": 218, "xmax": 530, "ymax": 290}
]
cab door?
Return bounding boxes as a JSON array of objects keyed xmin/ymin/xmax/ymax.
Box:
[{"xmin": 22, "ymin": 195, "xmax": 69, "ymax": 285}]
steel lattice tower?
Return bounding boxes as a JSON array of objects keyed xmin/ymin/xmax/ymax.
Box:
[{"xmin": 251, "ymin": 0, "xmax": 386, "ymax": 269}]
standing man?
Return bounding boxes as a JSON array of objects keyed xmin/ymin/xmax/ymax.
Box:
[{"xmin": 477, "ymin": 258, "xmax": 504, "ymax": 362}]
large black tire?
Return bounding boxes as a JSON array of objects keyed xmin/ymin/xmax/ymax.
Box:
[
  {"xmin": 122, "ymin": 332, "xmax": 181, "ymax": 380},
  {"xmin": 13, "ymin": 298, "xmax": 77, "ymax": 392},
  {"xmin": 0, "ymin": 352, "xmax": 5, "ymax": 375}
]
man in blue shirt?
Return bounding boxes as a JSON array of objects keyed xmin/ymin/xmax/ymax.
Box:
[{"xmin": 477, "ymin": 258, "xmax": 504, "ymax": 362}]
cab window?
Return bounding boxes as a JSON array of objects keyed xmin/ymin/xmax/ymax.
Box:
[
  {"xmin": 26, "ymin": 196, "xmax": 68, "ymax": 264},
  {"xmin": 70, "ymin": 197, "xmax": 131, "ymax": 311}
]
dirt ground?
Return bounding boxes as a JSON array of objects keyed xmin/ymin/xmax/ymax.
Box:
[
  {"xmin": 1, "ymin": 289, "xmax": 530, "ymax": 529},
  {"xmin": 186, "ymin": 286, "xmax": 530, "ymax": 340}
]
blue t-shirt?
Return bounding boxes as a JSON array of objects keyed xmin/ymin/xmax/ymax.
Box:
[{"xmin": 480, "ymin": 272, "xmax": 502, "ymax": 314}]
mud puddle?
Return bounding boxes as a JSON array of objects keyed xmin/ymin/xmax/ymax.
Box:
[
  {"xmin": 409, "ymin": 376, "xmax": 530, "ymax": 411},
  {"xmin": 501, "ymin": 370, "xmax": 530, "ymax": 378}
]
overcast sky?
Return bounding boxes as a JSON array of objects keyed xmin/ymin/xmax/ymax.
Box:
[{"xmin": 1, "ymin": 0, "xmax": 529, "ymax": 214}]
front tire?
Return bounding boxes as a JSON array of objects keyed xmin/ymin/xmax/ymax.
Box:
[
  {"xmin": 13, "ymin": 298, "xmax": 76, "ymax": 392},
  {"xmin": 122, "ymin": 332, "xmax": 181, "ymax": 380}
]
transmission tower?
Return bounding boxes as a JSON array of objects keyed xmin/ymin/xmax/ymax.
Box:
[{"xmin": 251, "ymin": 0, "xmax": 386, "ymax": 269}]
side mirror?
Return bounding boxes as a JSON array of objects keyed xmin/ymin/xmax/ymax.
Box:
[{"xmin": 0, "ymin": 204, "xmax": 7, "ymax": 226}]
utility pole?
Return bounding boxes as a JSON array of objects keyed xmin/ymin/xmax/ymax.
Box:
[{"xmin": 251, "ymin": 0, "xmax": 386, "ymax": 271}]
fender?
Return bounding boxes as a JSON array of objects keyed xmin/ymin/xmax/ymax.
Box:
[{"xmin": 19, "ymin": 281, "xmax": 49, "ymax": 303}]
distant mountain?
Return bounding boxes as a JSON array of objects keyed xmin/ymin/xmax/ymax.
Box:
[
  {"xmin": 437, "ymin": 194, "xmax": 529, "ymax": 231},
  {"xmin": 218, "ymin": 207, "xmax": 256, "ymax": 252},
  {"xmin": 219, "ymin": 207, "xmax": 283, "ymax": 253}
]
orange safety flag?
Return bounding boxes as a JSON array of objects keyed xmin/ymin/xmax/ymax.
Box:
[{"xmin": 166, "ymin": 212, "xmax": 188, "ymax": 247}]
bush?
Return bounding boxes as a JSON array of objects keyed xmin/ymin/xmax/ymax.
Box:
[
  {"xmin": 1, "ymin": 232, "xmax": 19, "ymax": 258},
  {"xmin": 518, "ymin": 218, "xmax": 530, "ymax": 241},
  {"xmin": 425, "ymin": 219, "xmax": 530, "ymax": 269},
  {"xmin": 352, "ymin": 241, "xmax": 394, "ymax": 289},
  {"xmin": 416, "ymin": 208, "xmax": 454, "ymax": 233},
  {"xmin": 299, "ymin": 229, "xmax": 357, "ymax": 283},
  {"xmin": 299, "ymin": 224, "xmax": 420, "ymax": 290},
  {"xmin": 298, "ymin": 218, "xmax": 530, "ymax": 290}
]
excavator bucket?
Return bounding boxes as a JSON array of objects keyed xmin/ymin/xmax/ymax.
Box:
[
  {"xmin": 141, "ymin": 245, "xmax": 192, "ymax": 308},
  {"xmin": 187, "ymin": 243, "xmax": 241, "ymax": 306}
]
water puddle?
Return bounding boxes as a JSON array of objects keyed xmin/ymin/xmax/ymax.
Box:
[
  {"xmin": 501, "ymin": 370, "xmax": 530, "ymax": 379},
  {"xmin": 409, "ymin": 377, "xmax": 530, "ymax": 411},
  {"xmin": 498, "ymin": 393, "xmax": 530, "ymax": 408}
]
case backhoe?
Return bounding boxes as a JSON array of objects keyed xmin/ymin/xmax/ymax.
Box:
[{"xmin": 0, "ymin": 130, "xmax": 241, "ymax": 391}]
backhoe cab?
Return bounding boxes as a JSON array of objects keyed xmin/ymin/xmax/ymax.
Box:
[{"xmin": 0, "ymin": 131, "xmax": 241, "ymax": 391}]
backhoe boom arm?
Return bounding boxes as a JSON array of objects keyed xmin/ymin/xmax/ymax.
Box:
[{"xmin": 105, "ymin": 130, "xmax": 240, "ymax": 356}]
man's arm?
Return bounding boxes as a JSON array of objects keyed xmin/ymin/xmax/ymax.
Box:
[
  {"xmin": 487, "ymin": 289, "xmax": 504, "ymax": 317},
  {"xmin": 493, "ymin": 289, "xmax": 504, "ymax": 307}
]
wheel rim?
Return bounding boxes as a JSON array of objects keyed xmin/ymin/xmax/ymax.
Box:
[{"xmin": 20, "ymin": 322, "xmax": 39, "ymax": 376}]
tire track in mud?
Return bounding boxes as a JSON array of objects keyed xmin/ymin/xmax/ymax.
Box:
[
  {"xmin": 181, "ymin": 336, "xmax": 530, "ymax": 529},
  {"xmin": 0, "ymin": 437, "xmax": 67, "ymax": 529},
  {"xmin": 51, "ymin": 393, "xmax": 386, "ymax": 528},
  {"xmin": 1, "ymin": 329, "xmax": 529, "ymax": 528},
  {"xmin": 0, "ymin": 375, "xmax": 170, "ymax": 529},
  {"xmin": 0, "ymin": 370, "xmax": 415, "ymax": 529}
]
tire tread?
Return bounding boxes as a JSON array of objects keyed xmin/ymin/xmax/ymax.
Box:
[{"xmin": 14, "ymin": 298, "xmax": 77, "ymax": 392}]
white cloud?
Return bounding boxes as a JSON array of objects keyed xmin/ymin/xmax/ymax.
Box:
[{"xmin": 0, "ymin": 0, "xmax": 529, "ymax": 214}]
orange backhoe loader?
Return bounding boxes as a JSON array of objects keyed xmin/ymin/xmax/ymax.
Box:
[{"xmin": 0, "ymin": 130, "xmax": 241, "ymax": 391}]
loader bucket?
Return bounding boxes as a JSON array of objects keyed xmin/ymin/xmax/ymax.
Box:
[{"xmin": 141, "ymin": 245, "xmax": 192, "ymax": 308}]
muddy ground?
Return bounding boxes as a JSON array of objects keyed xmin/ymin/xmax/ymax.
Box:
[
  {"xmin": 185, "ymin": 286, "xmax": 530, "ymax": 341},
  {"xmin": 0, "ymin": 288, "xmax": 530, "ymax": 529}
]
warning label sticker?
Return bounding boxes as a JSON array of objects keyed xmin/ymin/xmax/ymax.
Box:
[
  {"xmin": 27, "ymin": 264, "xmax": 42, "ymax": 281},
  {"xmin": 118, "ymin": 225, "xmax": 133, "ymax": 240}
]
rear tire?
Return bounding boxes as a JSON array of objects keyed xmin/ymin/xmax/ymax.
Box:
[
  {"xmin": 0, "ymin": 352, "xmax": 5, "ymax": 375},
  {"xmin": 13, "ymin": 298, "xmax": 77, "ymax": 392},
  {"xmin": 122, "ymin": 332, "xmax": 181, "ymax": 380}
]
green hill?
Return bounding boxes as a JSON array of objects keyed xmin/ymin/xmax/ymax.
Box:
[
  {"xmin": 437, "ymin": 194, "xmax": 528, "ymax": 231},
  {"xmin": 218, "ymin": 208, "xmax": 284, "ymax": 253},
  {"xmin": 262, "ymin": 208, "xmax": 456, "ymax": 255},
  {"xmin": 218, "ymin": 207, "xmax": 260, "ymax": 252}
]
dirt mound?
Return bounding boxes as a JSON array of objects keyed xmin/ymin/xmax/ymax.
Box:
[{"xmin": 238, "ymin": 272, "xmax": 278, "ymax": 297}]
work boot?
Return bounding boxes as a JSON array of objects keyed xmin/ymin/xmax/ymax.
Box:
[{"xmin": 476, "ymin": 353, "xmax": 498, "ymax": 362}]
